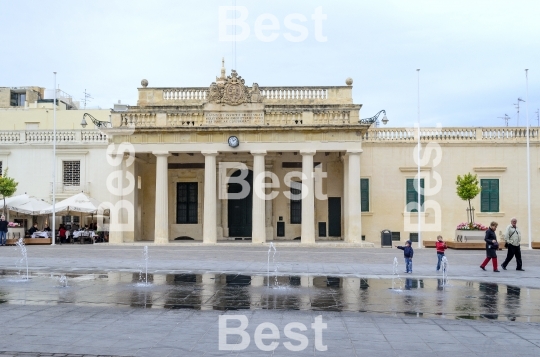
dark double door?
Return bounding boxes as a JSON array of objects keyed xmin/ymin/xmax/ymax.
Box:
[
  {"xmin": 328, "ymin": 197, "xmax": 341, "ymax": 237},
  {"xmin": 228, "ymin": 170, "xmax": 253, "ymax": 237}
]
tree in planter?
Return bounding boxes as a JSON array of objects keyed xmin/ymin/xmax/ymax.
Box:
[
  {"xmin": 0, "ymin": 168, "xmax": 19, "ymax": 216},
  {"xmin": 456, "ymin": 173, "xmax": 481, "ymax": 226}
]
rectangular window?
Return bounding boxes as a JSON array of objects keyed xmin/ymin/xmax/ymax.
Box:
[
  {"xmin": 409, "ymin": 233, "xmax": 419, "ymax": 242},
  {"xmin": 290, "ymin": 181, "xmax": 302, "ymax": 224},
  {"xmin": 0, "ymin": 161, "xmax": 2, "ymax": 176},
  {"xmin": 176, "ymin": 182, "xmax": 198, "ymax": 224},
  {"xmin": 361, "ymin": 178, "xmax": 369, "ymax": 212},
  {"xmin": 480, "ymin": 179, "xmax": 499, "ymax": 212},
  {"xmin": 10, "ymin": 92, "xmax": 26, "ymax": 106},
  {"xmin": 391, "ymin": 232, "xmax": 401, "ymax": 241},
  {"xmin": 406, "ymin": 178, "xmax": 424, "ymax": 212},
  {"xmin": 63, "ymin": 161, "xmax": 80, "ymax": 186}
]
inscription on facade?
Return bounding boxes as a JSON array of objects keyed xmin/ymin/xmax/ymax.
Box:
[{"xmin": 205, "ymin": 112, "xmax": 264, "ymax": 125}]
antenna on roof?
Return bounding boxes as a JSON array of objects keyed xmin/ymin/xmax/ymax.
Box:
[
  {"xmin": 514, "ymin": 98, "xmax": 525, "ymax": 126},
  {"xmin": 81, "ymin": 89, "xmax": 93, "ymax": 109},
  {"xmin": 498, "ymin": 114, "xmax": 511, "ymax": 127}
]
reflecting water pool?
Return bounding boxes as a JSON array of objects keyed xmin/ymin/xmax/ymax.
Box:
[{"xmin": 0, "ymin": 271, "xmax": 538, "ymax": 322}]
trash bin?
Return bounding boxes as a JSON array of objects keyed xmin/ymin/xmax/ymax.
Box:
[{"xmin": 381, "ymin": 229, "xmax": 392, "ymax": 247}]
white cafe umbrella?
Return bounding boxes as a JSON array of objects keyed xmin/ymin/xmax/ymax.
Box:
[
  {"xmin": 40, "ymin": 192, "xmax": 101, "ymax": 215},
  {"xmin": 0, "ymin": 194, "xmax": 30, "ymax": 210},
  {"xmin": 7, "ymin": 196, "xmax": 51, "ymax": 215}
]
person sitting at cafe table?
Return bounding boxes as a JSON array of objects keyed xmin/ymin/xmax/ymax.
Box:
[
  {"xmin": 59, "ymin": 224, "xmax": 67, "ymax": 244},
  {"xmin": 28, "ymin": 223, "xmax": 39, "ymax": 235},
  {"xmin": 43, "ymin": 225, "xmax": 51, "ymax": 232}
]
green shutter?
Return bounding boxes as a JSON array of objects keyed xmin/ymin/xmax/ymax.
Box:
[
  {"xmin": 490, "ymin": 180, "xmax": 499, "ymax": 212},
  {"xmin": 361, "ymin": 178, "xmax": 369, "ymax": 212},
  {"xmin": 480, "ymin": 179, "xmax": 499, "ymax": 212},
  {"xmin": 406, "ymin": 178, "xmax": 424, "ymax": 212}
]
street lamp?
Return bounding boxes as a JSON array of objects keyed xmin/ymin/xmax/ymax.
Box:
[
  {"xmin": 80, "ymin": 113, "xmax": 111, "ymax": 128},
  {"xmin": 360, "ymin": 110, "xmax": 389, "ymax": 126}
]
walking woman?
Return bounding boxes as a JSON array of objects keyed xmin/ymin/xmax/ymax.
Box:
[{"xmin": 480, "ymin": 221, "xmax": 500, "ymax": 272}]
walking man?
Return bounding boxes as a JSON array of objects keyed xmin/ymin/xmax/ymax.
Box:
[{"xmin": 502, "ymin": 218, "xmax": 524, "ymax": 271}]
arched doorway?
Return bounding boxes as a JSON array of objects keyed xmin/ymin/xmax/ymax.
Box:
[{"xmin": 228, "ymin": 169, "xmax": 253, "ymax": 237}]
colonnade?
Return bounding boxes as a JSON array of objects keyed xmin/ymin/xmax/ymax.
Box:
[{"xmin": 147, "ymin": 149, "xmax": 363, "ymax": 244}]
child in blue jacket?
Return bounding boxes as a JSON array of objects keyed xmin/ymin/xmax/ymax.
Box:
[{"xmin": 397, "ymin": 240, "xmax": 414, "ymax": 273}]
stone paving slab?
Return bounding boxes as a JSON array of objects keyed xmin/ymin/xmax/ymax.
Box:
[
  {"xmin": 1, "ymin": 245, "xmax": 539, "ymax": 288},
  {"xmin": 0, "ymin": 305, "xmax": 539, "ymax": 356},
  {"xmin": 1, "ymin": 245, "xmax": 539, "ymax": 356}
]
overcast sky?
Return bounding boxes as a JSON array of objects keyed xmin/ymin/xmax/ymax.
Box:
[{"xmin": 1, "ymin": 0, "xmax": 539, "ymax": 127}]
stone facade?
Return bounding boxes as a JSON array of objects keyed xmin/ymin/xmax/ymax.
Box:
[{"xmin": 1, "ymin": 70, "xmax": 539, "ymax": 246}]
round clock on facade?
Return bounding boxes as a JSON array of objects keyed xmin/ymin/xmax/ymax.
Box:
[{"xmin": 228, "ymin": 136, "xmax": 239, "ymax": 148}]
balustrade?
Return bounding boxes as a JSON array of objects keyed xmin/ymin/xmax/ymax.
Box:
[
  {"xmin": 0, "ymin": 130, "xmax": 107, "ymax": 145},
  {"xmin": 260, "ymin": 87, "xmax": 328, "ymax": 101},
  {"xmin": 313, "ymin": 111, "xmax": 350, "ymax": 124},
  {"xmin": 162, "ymin": 88, "xmax": 208, "ymax": 101},
  {"xmin": 120, "ymin": 113, "xmax": 156, "ymax": 127},
  {"xmin": 363, "ymin": 127, "xmax": 540, "ymax": 142},
  {"xmin": 167, "ymin": 112, "xmax": 203, "ymax": 126},
  {"xmin": 264, "ymin": 111, "xmax": 303, "ymax": 126},
  {"xmin": 0, "ymin": 131, "xmax": 20, "ymax": 143}
]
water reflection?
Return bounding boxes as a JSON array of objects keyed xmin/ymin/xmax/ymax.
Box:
[
  {"xmin": 0, "ymin": 272, "xmax": 539, "ymax": 321},
  {"xmin": 479, "ymin": 282, "xmax": 499, "ymax": 320},
  {"xmin": 506, "ymin": 285, "xmax": 520, "ymax": 321}
]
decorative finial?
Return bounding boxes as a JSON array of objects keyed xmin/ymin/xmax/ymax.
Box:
[
  {"xmin": 141, "ymin": 79, "xmax": 148, "ymax": 88},
  {"xmin": 345, "ymin": 77, "xmax": 353, "ymax": 86},
  {"xmin": 220, "ymin": 57, "xmax": 226, "ymax": 79}
]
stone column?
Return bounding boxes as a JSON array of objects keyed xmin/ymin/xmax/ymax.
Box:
[
  {"xmin": 265, "ymin": 161, "xmax": 274, "ymax": 241},
  {"xmin": 251, "ymin": 150, "xmax": 267, "ymax": 243},
  {"xmin": 343, "ymin": 154, "xmax": 349, "ymax": 241},
  {"xmin": 301, "ymin": 150, "xmax": 316, "ymax": 244},
  {"xmin": 346, "ymin": 150, "xmax": 362, "ymax": 243},
  {"xmin": 153, "ymin": 151, "xmax": 170, "ymax": 244},
  {"xmin": 216, "ymin": 160, "xmax": 223, "ymax": 239},
  {"xmin": 203, "ymin": 151, "xmax": 218, "ymax": 244}
]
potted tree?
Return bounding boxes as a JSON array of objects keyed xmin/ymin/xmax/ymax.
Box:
[
  {"xmin": 0, "ymin": 169, "xmax": 21, "ymax": 242},
  {"xmin": 455, "ymin": 173, "xmax": 487, "ymax": 241}
]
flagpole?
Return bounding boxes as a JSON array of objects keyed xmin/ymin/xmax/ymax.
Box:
[
  {"xmin": 52, "ymin": 72, "xmax": 57, "ymax": 245},
  {"xmin": 417, "ymin": 69, "xmax": 421, "ymax": 249},
  {"xmin": 525, "ymin": 69, "xmax": 532, "ymax": 249}
]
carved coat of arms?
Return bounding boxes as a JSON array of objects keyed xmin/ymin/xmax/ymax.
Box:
[{"xmin": 208, "ymin": 70, "xmax": 263, "ymax": 105}]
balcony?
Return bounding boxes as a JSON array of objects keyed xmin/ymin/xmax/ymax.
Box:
[{"xmin": 0, "ymin": 130, "xmax": 108, "ymax": 145}]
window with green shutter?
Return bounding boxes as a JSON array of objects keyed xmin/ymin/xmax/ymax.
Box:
[
  {"xmin": 406, "ymin": 178, "xmax": 424, "ymax": 212},
  {"xmin": 480, "ymin": 179, "xmax": 499, "ymax": 212},
  {"xmin": 361, "ymin": 178, "xmax": 369, "ymax": 212}
]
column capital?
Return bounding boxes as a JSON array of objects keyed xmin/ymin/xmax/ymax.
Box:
[
  {"xmin": 250, "ymin": 150, "xmax": 267, "ymax": 155},
  {"xmin": 152, "ymin": 151, "xmax": 170, "ymax": 157},
  {"xmin": 346, "ymin": 149, "xmax": 363, "ymax": 155},
  {"xmin": 202, "ymin": 150, "xmax": 219, "ymax": 156},
  {"xmin": 300, "ymin": 149, "xmax": 316, "ymax": 156}
]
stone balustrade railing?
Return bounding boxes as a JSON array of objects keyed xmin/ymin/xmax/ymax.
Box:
[
  {"xmin": 167, "ymin": 112, "xmax": 204, "ymax": 127},
  {"xmin": 162, "ymin": 88, "xmax": 208, "ymax": 102},
  {"xmin": 264, "ymin": 111, "xmax": 304, "ymax": 126},
  {"xmin": 363, "ymin": 127, "xmax": 540, "ymax": 142},
  {"xmin": 120, "ymin": 113, "xmax": 156, "ymax": 127},
  {"xmin": 138, "ymin": 86, "xmax": 353, "ymax": 106},
  {"xmin": 313, "ymin": 111, "xmax": 350, "ymax": 125},
  {"xmin": 0, "ymin": 130, "xmax": 108, "ymax": 145},
  {"xmin": 260, "ymin": 87, "xmax": 328, "ymax": 101}
]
